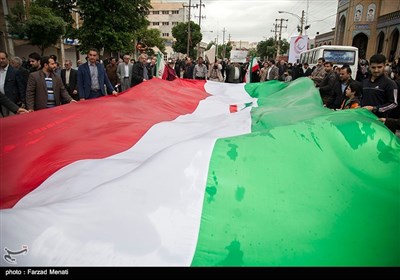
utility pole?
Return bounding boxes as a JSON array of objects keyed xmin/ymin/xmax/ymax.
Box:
[
  {"xmin": 300, "ymin": 10, "xmax": 305, "ymax": 35},
  {"xmin": 222, "ymin": 27, "xmax": 226, "ymax": 59},
  {"xmin": 271, "ymin": 21, "xmax": 278, "ymax": 59},
  {"xmin": 216, "ymin": 33, "xmax": 219, "ymax": 57},
  {"xmin": 276, "ymin": 18, "xmax": 288, "ymax": 60},
  {"xmin": 305, "ymin": 0, "xmax": 309, "ymax": 34},
  {"xmin": 195, "ymin": 0, "xmax": 205, "ymax": 58},
  {"xmin": 186, "ymin": 0, "xmax": 191, "ymax": 57},
  {"xmin": 196, "ymin": 0, "xmax": 205, "ymax": 29},
  {"xmin": 183, "ymin": 0, "xmax": 197, "ymax": 57}
]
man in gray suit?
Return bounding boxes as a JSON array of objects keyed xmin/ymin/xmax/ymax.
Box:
[{"xmin": 117, "ymin": 54, "xmax": 133, "ymax": 92}]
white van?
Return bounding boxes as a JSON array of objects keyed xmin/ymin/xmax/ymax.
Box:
[{"xmin": 299, "ymin": 45, "xmax": 359, "ymax": 80}]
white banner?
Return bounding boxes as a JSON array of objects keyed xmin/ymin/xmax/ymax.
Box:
[
  {"xmin": 205, "ymin": 46, "xmax": 216, "ymax": 64},
  {"xmin": 288, "ymin": 35, "xmax": 309, "ymax": 64},
  {"xmin": 230, "ymin": 50, "xmax": 248, "ymax": 63}
]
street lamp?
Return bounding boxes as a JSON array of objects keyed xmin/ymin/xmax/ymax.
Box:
[{"xmin": 278, "ymin": 10, "xmax": 310, "ymax": 35}]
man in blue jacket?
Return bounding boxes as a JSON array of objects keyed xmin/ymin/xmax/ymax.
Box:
[{"xmin": 78, "ymin": 48, "xmax": 118, "ymax": 100}]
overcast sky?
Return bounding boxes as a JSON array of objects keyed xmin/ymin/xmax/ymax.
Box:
[{"xmin": 161, "ymin": 0, "xmax": 338, "ymax": 43}]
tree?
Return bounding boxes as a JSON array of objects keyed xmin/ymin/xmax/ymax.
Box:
[
  {"xmin": 34, "ymin": 0, "xmax": 77, "ymax": 38},
  {"xmin": 6, "ymin": 2, "xmax": 65, "ymax": 55},
  {"xmin": 77, "ymin": 0, "xmax": 151, "ymax": 54},
  {"xmin": 257, "ymin": 38, "xmax": 290, "ymax": 60},
  {"xmin": 248, "ymin": 49, "xmax": 257, "ymax": 58},
  {"xmin": 6, "ymin": 2, "xmax": 27, "ymax": 40},
  {"xmin": 207, "ymin": 41, "xmax": 233, "ymax": 59},
  {"xmin": 171, "ymin": 21, "xmax": 202, "ymax": 58},
  {"xmin": 222, "ymin": 42, "xmax": 232, "ymax": 60},
  {"xmin": 280, "ymin": 39, "xmax": 290, "ymax": 56},
  {"xmin": 256, "ymin": 38, "xmax": 276, "ymax": 60},
  {"xmin": 135, "ymin": 28, "xmax": 166, "ymax": 54}
]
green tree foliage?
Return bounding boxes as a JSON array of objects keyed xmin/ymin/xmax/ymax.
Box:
[
  {"xmin": 222, "ymin": 42, "xmax": 232, "ymax": 60},
  {"xmin": 135, "ymin": 28, "xmax": 166, "ymax": 54},
  {"xmin": 171, "ymin": 21, "xmax": 202, "ymax": 58},
  {"xmin": 257, "ymin": 37, "xmax": 290, "ymax": 60},
  {"xmin": 6, "ymin": 2, "xmax": 65, "ymax": 55},
  {"xmin": 280, "ymin": 39, "xmax": 290, "ymax": 56},
  {"xmin": 77, "ymin": 0, "xmax": 151, "ymax": 53},
  {"xmin": 34, "ymin": 0, "xmax": 77, "ymax": 38},
  {"xmin": 6, "ymin": 2, "xmax": 27, "ymax": 39},
  {"xmin": 248, "ymin": 49, "xmax": 257, "ymax": 58},
  {"xmin": 34, "ymin": 0, "xmax": 75, "ymax": 21},
  {"xmin": 256, "ymin": 38, "xmax": 276, "ymax": 60},
  {"xmin": 26, "ymin": 5, "xmax": 65, "ymax": 55}
]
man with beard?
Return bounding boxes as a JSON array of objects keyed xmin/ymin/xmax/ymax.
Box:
[{"xmin": 26, "ymin": 56, "xmax": 76, "ymax": 111}]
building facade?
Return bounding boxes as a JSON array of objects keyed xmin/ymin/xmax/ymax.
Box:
[
  {"xmin": 230, "ymin": 41, "xmax": 257, "ymax": 51},
  {"xmin": 148, "ymin": 1, "xmax": 187, "ymax": 60},
  {"xmin": 334, "ymin": 0, "xmax": 400, "ymax": 61},
  {"xmin": 315, "ymin": 30, "xmax": 335, "ymax": 47}
]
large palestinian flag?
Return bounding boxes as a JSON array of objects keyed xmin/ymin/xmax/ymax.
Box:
[{"xmin": 1, "ymin": 78, "xmax": 399, "ymax": 266}]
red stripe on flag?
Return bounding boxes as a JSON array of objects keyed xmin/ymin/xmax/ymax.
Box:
[
  {"xmin": 0, "ymin": 79, "xmax": 208, "ymax": 209},
  {"xmin": 252, "ymin": 63, "xmax": 260, "ymax": 72},
  {"xmin": 229, "ymin": 105, "xmax": 238, "ymax": 113}
]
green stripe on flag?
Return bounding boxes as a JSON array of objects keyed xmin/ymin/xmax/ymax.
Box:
[
  {"xmin": 156, "ymin": 51, "xmax": 163, "ymax": 78},
  {"xmin": 191, "ymin": 78, "xmax": 400, "ymax": 266}
]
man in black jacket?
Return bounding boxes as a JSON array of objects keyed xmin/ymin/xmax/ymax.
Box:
[
  {"xmin": 0, "ymin": 51, "xmax": 25, "ymax": 116},
  {"xmin": 131, "ymin": 53, "xmax": 153, "ymax": 87},
  {"xmin": 0, "ymin": 92, "xmax": 28, "ymax": 117},
  {"xmin": 61, "ymin": 59, "xmax": 78, "ymax": 101},
  {"xmin": 361, "ymin": 54, "xmax": 398, "ymax": 117}
]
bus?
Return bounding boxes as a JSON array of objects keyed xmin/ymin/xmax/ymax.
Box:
[{"xmin": 299, "ymin": 45, "xmax": 359, "ymax": 80}]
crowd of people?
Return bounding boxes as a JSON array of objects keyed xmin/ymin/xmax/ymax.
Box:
[{"xmin": 1, "ymin": 49, "xmax": 398, "ymax": 134}]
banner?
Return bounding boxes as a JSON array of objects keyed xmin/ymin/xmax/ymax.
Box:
[
  {"xmin": 288, "ymin": 35, "xmax": 309, "ymax": 64},
  {"xmin": 230, "ymin": 50, "xmax": 248, "ymax": 63},
  {"xmin": 205, "ymin": 46, "xmax": 216, "ymax": 64}
]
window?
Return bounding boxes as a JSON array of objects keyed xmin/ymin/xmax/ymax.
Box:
[
  {"xmin": 152, "ymin": 22, "xmax": 160, "ymax": 26},
  {"xmin": 162, "ymin": 11, "xmax": 169, "ymax": 15},
  {"xmin": 162, "ymin": 33, "xmax": 170, "ymax": 37},
  {"xmin": 172, "ymin": 22, "xmax": 178, "ymax": 26},
  {"xmin": 323, "ymin": 50, "xmax": 356, "ymax": 65},
  {"xmin": 162, "ymin": 22, "xmax": 169, "ymax": 26},
  {"xmin": 172, "ymin": 10, "xmax": 179, "ymax": 14},
  {"xmin": 153, "ymin": 11, "xmax": 159, "ymax": 14}
]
